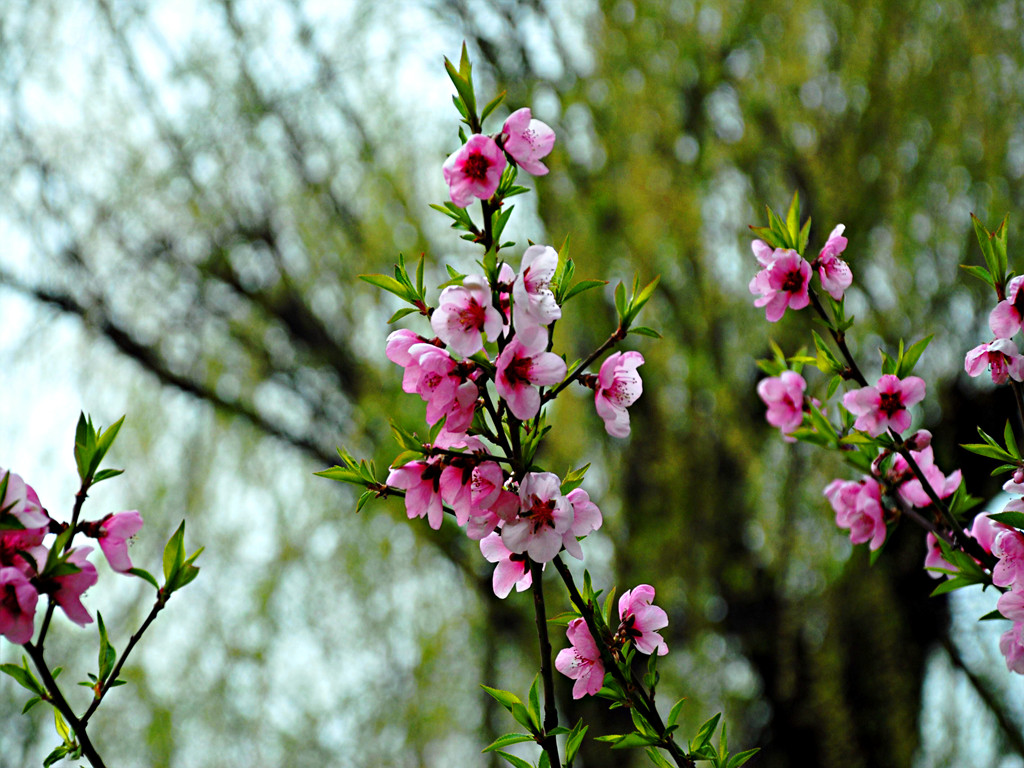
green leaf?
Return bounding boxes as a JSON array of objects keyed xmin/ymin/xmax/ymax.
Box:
[
  {"xmin": 667, "ymin": 697, "xmax": 686, "ymax": 728},
  {"xmin": 785, "ymin": 190, "xmax": 800, "ymax": 246},
  {"xmin": 614, "ymin": 281, "xmax": 627, "ymax": 319},
  {"xmin": 961, "ymin": 443, "xmax": 1014, "ymax": 461},
  {"xmin": 481, "ymin": 684, "xmax": 522, "ymax": 712},
  {"xmin": 21, "ymin": 696, "xmax": 42, "ymax": 714},
  {"xmin": 527, "ymin": 673, "xmax": 541, "ymax": 731},
  {"xmin": 960, "ymin": 264, "xmax": 994, "ymax": 287},
  {"xmin": 1, "ymin": 658, "xmax": 45, "ymax": 696},
  {"xmin": 628, "ymin": 325, "xmax": 663, "ymax": 338},
  {"xmin": 978, "ymin": 609, "xmax": 1005, "ymax": 621},
  {"xmin": 43, "ymin": 746, "xmax": 69, "ymax": 767},
  {"xmin": 1006, "ymin": 421, "xmax": 1020, "ymax": 458},
  {"xmin": 163, "ymin": 521, "xmax": 186, "ymax": 583},
  {"xmin": 989, "ymin": 511, "xmax": 1024, "ymax": 529},
  {"xmin": 727, "ymin": 748, "xmax": 761, "ymax": 768},
  {"xmin": 482, "ymin": 733, "xmax": 535, "ymax": 753},
  {"xmin": 97, "ymin": 612, "xmax": 116, "ymax": 685},
  {"xmin": 92, "ymin": 468, "xmax": 124, "ymax": 484},
  {"xmin": 565, "ymin": 720, "xmax": 588, "ymax": 765},
  {"xmin": 929, "ymin": 576, "xmax": 979, "ymax": 597},
  {"xmin": 692, "ymin": 713, "xmax": 722, "ymax": 750},
  {"xmin": 645, "ymin": 747, "xmax": 675, "ymax": 768},
  {"xmin": 494, "ymin": 751, "xmax": 534, "ymax": 768},
  {"xmin": 973, "ymin": 213, "xmax": 999, "ymax": 280},
  {"xmin": 480, "ymin": 89, "xmax": 507, "ymax": 122},
  {"xmin": 798, "ymin": 215, "xmax": 811, "ymax": 255},
  {"xmin": 563, "ymin": 279, "xmax": 607, "ymax": 303},
  {"xmin": 54, "ymin": 708, "xmax": 72, "ymax": 743},
  {"xmin": 610, "ymin": 733, "xmax": 660, "ymax": 749},
  {"xmin": 359, "ymin": 273, "xmax": 412, "ymax": 300},
  {"xmin": 897, "ymin": 335, "xmax": 933, "ymax": 378}
]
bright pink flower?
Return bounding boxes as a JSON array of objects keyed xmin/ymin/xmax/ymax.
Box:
[
  {"xmin": 95, "ymin": 510, "xmax": 144, "ymax": 573},
  {"xmin": 0, "ymin": 566, "xmax": 37, "ymax": 643},
  {"xmin": 406, "ymin": 343, "xmax": 480, "ymax": 432},
  {"xmin": 562, "ymin": 488, "xmax": 603, "ymax": 560},
  {"xmin": 814, "ymin": 224, "xmax": 852, "ymax": 300},
  {"xmin": 748, "ymin": 247, "xmax": 811, "ymax": 322},
  {"xmin": 990, "ymin": 276, "xmax": 1024, "ymax": 339},
  {"xmin": 442, "ymin": 134, "xmax": 507, "ymax": 208},
  {"xmin": 555, "ymin": 617, "xmax": 605, "ymax": 699},
  {"xmin": 842, "ymin": 374, "xmax": 926, "ymax": 436},
  {"xmin": 466, "ymin": 463, "xmax": 519, "ymax": 540},
  {"xmin": 595, "ymin": 351, "xmax": 644, "ymax": 438},
  {"xmin": 512, "ymin": 245, "xmax": 561, "ymax": 353},
  {"xmin": 0, "ymin": 469, "xmax": 49, "ymax": 530},
  {"xmin": 756, "ymin": 371, "xmax": 806, "ymax": 438},
  {"xmin": 824, "ymin": 477, "xmax": 887, "ymax": 550},
  {"xmin": 618, "ymin": 584, "xmax": 669, "ymax": 656},
  {"xmin": 971, "ymin": 512, "xmax": 1010, "ymax": 554},
  {"xmin": 480, "ymin": 532, "xmax": 532, "ymax": 598},
  {"xmin": 889, "ymin": 447, "xmax": 961, "ymax": 508},
  {"xmin": 993, "ymin": 529, "xmax": 1024, "ymax": 589},
  {"xmin": 386, "ymin": 329, "xmax": 433, "ymax": 393},
  {"xmin": 387, "ymin": 459, "xmax": 445, "ymax": 530},
  {"xmin": 501, "ymin": 108, "xmax": 555, "ymax": 175},
  {"xmin": 501, "ymin": 472, "xmax": 573, "ymax": 563},
  {"xmin": 50, "ymin": 547, "xmax": 98, "ymax": 626},
  {"xmin": 965, "ymin": 338, "xmax": 1024, "ymax": 384},
  {"xmin": 431, "ymin": 276, "xmax": 504, "ymax": 357},
  {"xmin": 924, "ymin": 533, "xmax": 955, "ymax": 579},
  {"xmin": 1000, "ymin": 620, "xmax": 1024, "ymax": 674},
  {"xmin": 495, "ymin": 337, "xmax": 567, "ymax": 420}
]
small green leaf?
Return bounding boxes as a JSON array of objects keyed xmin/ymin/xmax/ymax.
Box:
[
  {"xmin": 1006, "ymin": 421, "xmax": 1020, "ymax": 458},
  {"xmin": 527, "ymin": 673, "xmax": 541, "ymax": 731},
  {"xmin": 989, "ymin": 511, "xmax": 1024, "ymax": 529},
  {"xmin": 727, "ymin": 748, "xmax": 761, "ymax": 768},
  {"xmin": 97, "ymin": 612, "xmax": 116, "ymax": 685},
  {"xmin": 494, "ymin": 751, "xmax": 534, "ymax": 768},
  {"xmin": 960, "ymin": 264, "xmax": 994, "ymax": 287},
  {"xmin": 563, "ymin": 279, "xmax": 607, "ymax": 303},
  {"xmin": 162, "ymin": 521, "xmax": 186, "ymax": 583},
  {"xmin": 480, "ymin": 684, "xmax": 522, "ymax": 712},
  {"xmin": 667, "ymin": 697, "xmax": 686, "ymax": 728},
  {"xmin": 566, "ymin": 720, "xmax": 588, "ymax": 765},
  {"xmin": 482, "ymin": 733, "xmax": 535, "ymax": 753},
  {"xmin": 1, "ymin": 659, "xmax": 45, "ymax": 696},
  {"xmin": 929, "ymin": 576, "xmax": 978, "ymax": 597},
  {"xmin": 629, "ymin": 325, "xmax": 662, "ymax": 338},
  {"xmin": 692, "ymin": 713, "xmax": 722, "ymax": 749},
  {"xmin": 611, "ymin": 732, "xmax": 660, "ymax": 749}
]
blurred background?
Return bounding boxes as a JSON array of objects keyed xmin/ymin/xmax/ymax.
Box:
[{"xmin": 2, "ymin": 0, "xmax": 1024, "ymax": 765}]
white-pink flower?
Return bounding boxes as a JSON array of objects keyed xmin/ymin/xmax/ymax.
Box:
[
  {"xmin": 998, "ymin": 589, "xmax": 1024, "ymax": 621},
  {"xmin": 756, "ymin": 371, "xmax": 806, "ymax": 438},
  {"xmin": 989, "ymin": 276, "xmax": 1024, "ymax": 339},
  {"xmin": 0, "ymin": 566, "xmax": 37, "ymax": 644},
  {"xmin": 501, "ymin": 108, "xmax": 556, "ymax": 176},
  {"xmin": 555, "ymin": 617, "xmax": 605, "ymax": 699},
  {"xmin": 993, "ymin": 529, "xmax": 1024, "ymax": 590},
  {"xmin": 562, "ymin": 488, "xmax": 603, "ymax": 560},
  {"xmin": 442, "ymin": 134, "xmax": 507, "ymax": 208},
  {"xmin": 501, "ymin": 472, "xmax": 573, "ymax": 563},
  {"xmin": 971, "ymin": 511, "xmax": 1010, "ymax": 554},
  {"xmin": 1000, "ymin": 620, "xmax": 1024, "ymax": 674},
  {"xmin": 512, "ymin": 245, "xmax": 561, "ymax": 353},
  {"xmin": 480, "ymin": 532, "xmax": 532, "ymax": 598},
  {"xmin": 824, "ymin": 477, "xmax": 887, "ymax": 550},
  {"xmin": 964, "ymin": 338, "xmax": 1024, "ymax": 384},
  {"xmin": 618, "ymin": 584, "xmax": 669, "ymax": 656},
  {"xmin": 387, "ymin": 459, "xmax": 445, "ymax": 530},
  {"xmin": 95, "ymin": 510, "xmax": 144, "ymax": 573},
  {"xmin": 748, "ymin": 247, "xmax": 811, "ymax": 322},
  {"xmin": 814, "ymin": 224, "xmax": 852, "ymax": 300},
  {"xmin": 595, "ymin": 351, "xmax": 644, "ymax": 438},
  {"xmin": 495, "ymin": 337, "xmax": 567, "ymax": 421},
  {"xmin": 431, "ymin": 276, "xmax": 504, "ymax": 357},
  {"xmin": 842, "ymin": 374, "xmax": 926, "ymax": 437},
  {"xmin": 0, "ymin": 469, "xmax": 48, "ymax": 530}
]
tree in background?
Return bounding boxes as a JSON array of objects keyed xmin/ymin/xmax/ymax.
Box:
[{"xmin": 2, "ymin": 0, "xmax": 1024, "ymax": 765}]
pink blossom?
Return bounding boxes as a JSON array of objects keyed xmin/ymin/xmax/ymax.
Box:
[
  {"xmin": 512, "ymin": 245, "xmax": 561, "ymax": 353},
  {"xmin": 562, "ymin": 488, "xmax": 603, "ymax": 559},
  {"xmin": 555, "ymin": 617, "xmax": 605, "ymax": 699},
  {"xmin": 0, "ymin": 469, "xmax": 49, "ymax": 530},
  {"xmin": 466, "ymin": 463, "xmax": 519, "ymax": 540},
  {"xmin": 595, "ymin": 351, "xmax": 644, "ymax": 438},
  {"xmin": 814, "ymin": 224, "xmax": 852, "ymax": 300},
  {"xmin": 824, "ymin": 477, "xmax": 887, "ymax": 550},
  {"xmin": 971, "ymin": 512, "xmax": 1010, "ymax": 554},
  {"xmin": 406, "ymin": 343, "xmax": 479, "ymax": 433},
  {"xmin": 756, "ymin": 371, "xmax": 806, "ymax": 438},
  {"xmin": 1000, "ymin": 620, "xmax": 1024, "ymax": 674},
  {"xmin": 993, "ymin": 529, "xmax": 1024, "ymax": 590},
  {"xmin": 842, "ymin": 374, "xmax": 926, "ymax": 437},
  {"xmin": 618, "ymin": 584, "xmax": 669, "ymax": 656},
  {"xmin": 495, "ymin": 337, "xmax": 567, "ymax": 420},
  {"xmin": 889, "ymin": 447, "xmax": 961, "ymax": 508},
  {"xmin": 49, "ymin": 547, "xmax": 98, "ymax": 626},
  {"xmin": 386, "ymin": 329, "xmax": 432, "ymax": 393},
  {"xmin": 964, "ymin": 338, "xmax": 1024, "ymax": 384},
  {"xmin": 998, "ymin": 589, "xmax": 1024, "ymax": 621},
  {"xmin": 748, "ymin": 248, "xmax": 811, "ymax": 322},
  {"xmin": 989, "ymin": 276, "xmax": 1024, "ymax": 339},
  {"xmin": 501, "ymin": 108, "xmax": 555, "ymax": 175},
  {"xmin": 501, "ymin": 472, "xmax": 573, "ymax": 563},
  {"xmin": 0, "ymin": 566, "xmax": 37, "ymax": 644},
  {"xmin": 387, "ymin": 459, "xmax": 445, "ymax": 530},
  {"xmin": 480, "ymin": 532, "xmax": 532, "ymax": 598},
  {"xmin": 924, "ymin": 533, "xmax": 955, "ymax": 579},
  {"xmin": 95, "ymin": 510, "xmax": 144, "ymax": 573},
  {"xmin": 442, "ymin": 134, "xmax": 507, "ymax": 208},
  {"xmin": 431, "ymin": 276, "xmax": 504, "ymax": 357}
]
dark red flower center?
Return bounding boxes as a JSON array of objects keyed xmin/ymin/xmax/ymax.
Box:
[
  {"xmin": 458, "ymin": 301, "xmax": 488, "ymax": 331},
  {"xmin": 504, "ymin": 354, "xmax": 533, "ymax": 387},
  {"xmin": 781, "ymin": 269, "xmax": 805, "ymax": 293},
  {"xmin": 878, "ymin": 391, "xmax": 904, "ymax": 416},
  {"xmin": 523, "ymin": 493, "xmax": 557, "ymax": 532},
  {"xmin": 463, "ymin": 152, "xmax": 491, "ymax": 181}
]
